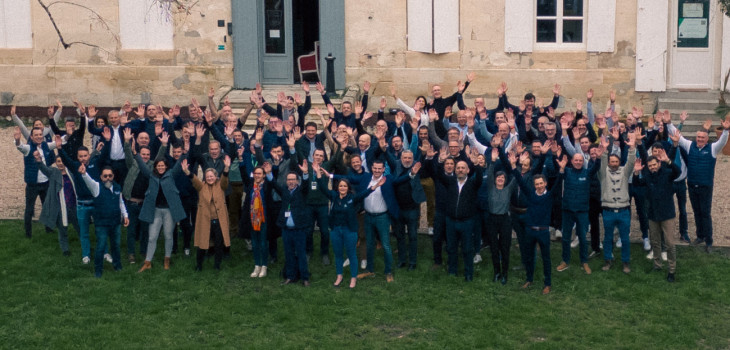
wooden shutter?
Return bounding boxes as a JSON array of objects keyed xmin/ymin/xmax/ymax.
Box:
[
  {"xmin": 504, "ymin": 0, "xmax": 534, "ymax": 53},
  {"xmin": 433, "ymin": 0, "xmax": 459, "ymax": 53},
  {"xmin": 635, "ymin": 0, "xmax": 668, "ymax": 91},
  {"xmin": 586, "ymin": 0, "xmax": 616, "ymax": 52},
  {"xmin": 407, "ymin": 0, "xmax": 433, "ymax": 52}
]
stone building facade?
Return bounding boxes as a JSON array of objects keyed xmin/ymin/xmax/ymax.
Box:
[{"xmin": 0, "ymin": 0, "xmax": 728, "ymax": 111}]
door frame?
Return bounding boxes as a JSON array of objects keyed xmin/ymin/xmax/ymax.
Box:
[
  {"xmin": 232, "ymin": 0, "xmax": 345, "ymax": 89},
  {"xmin": 668, "ymin": 0, "xmax": 716, "ymax": 89}
]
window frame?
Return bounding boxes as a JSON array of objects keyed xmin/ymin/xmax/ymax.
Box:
[{"xmin": 534, "ymin": 0, "xmax": 587, "ymax": 51}]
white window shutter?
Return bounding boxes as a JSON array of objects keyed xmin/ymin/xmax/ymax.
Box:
[
  {"xmin": 1, "ymin": 0, "xmax": 32, "ymax": 48},
  {"xmin": 635, "ymin": 0, "xmax": 668, "ymax": 92},
  {"xmin": 119, "ymin": 0, "xmax": 173, "ymax": 50},
  {"xmin": 407, "ymin": 0, "xmax": 433, "ymax": 52},
  {"xmin": 144, "ymin": 0, "xmax": 174, "ymax": 50},
  {"xmin": 586, "ymin": 0, "xmax": 616, "ymax": 52},
  {"xmin": 504, "ymin": 0, "xmax": 533, "ymax": 53},
  {"xmin": 433, "ymin": 0, "xmax": 459, "ymax": 53}
]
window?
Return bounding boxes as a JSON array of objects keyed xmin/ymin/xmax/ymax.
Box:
[
  {"xmin": 407, "ymin": 0, "xmax": 460, "ymax": 53},
  {"xmin": 0, "ymin": 0, "xmax": 32, "ymax": 48},
  {"xmin": 119, "ymin": 0, "xmax": 174, "ymax": 50},
  {"xmin": 535, "ymin": 0, "xmax": 585, "ymax": 49}
]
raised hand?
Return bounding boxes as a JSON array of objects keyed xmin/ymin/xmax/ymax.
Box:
[
  {"xmin": 154, "ymin": 122, "xmax": 163, "ymax": 137},
  {"xmin": 159, "ymin": 131, "xmax": 169, "ymax": 145},
  {"xmin": 669, "ymin": 129, "xmax": 681, "ymax": 144},
  {"xmin": 363, "ymin": 81, "xmax": 371, "ymax": 93},
  {"xmin": 557, "ymin": 154, "xmax": 568, "ymax": 170},
  {"xmin": 223, "ymin": 155, "xmax": 231, "ymax": 169},
  {"xmin": 33, "ymin": 150, "xmax": 42, "ymax": 162},
  {"xmin": 263, "ymin": 161, "xmax": 272, "ymax": 174},
  {"xmin": 519, "ymin": 100, "xmax": 526, "ymax": 113},
  {"xmin": 390, "ymin": 84, "xmax": 397, "ymax": 98},
  {"xmin": 136, "ymin": 104, "xmax": 145, "ymax": 117},
  {"xmin": 171, "ymin": 105, "xmax": 181, "ymax": 117},
  {"xmin": 299, "ymin": 159, "xmax": 309, "ymax": 174},
  {"xmin": 609, "ymin": 90, "xmax": 616, "ymax": 103},
  {"xmin": 626, "ymin": 131, "xmax": 636, "ymax": 148},
  {"xmin": 88, "ymin": 105, "xmax": 97, "ymax": 119},
  {"xmin": 208, "ymin": 87, "xmax": 215, "ymax": 99},
  {"xmin": 723, "ymin": 114, "xmax": 730, "ymax": 130},
  {"xmin": 195, "ymin": 123, "xmax": 206, "ymax": 139},
  {"xmin": 634, "ymin": 158, "xmax": 643, "ymax": 172},
  {"xmin": 294, "ymin": 93, "xmax": 303, "ymax": 105},
  {"xmin": 312, "ymin": 162, "xmax": 321, "ymax": 178},
  {"xmin": 395, "ymin": 111, "xmax": 404, "ymax": 127},
  {"xmin": 181, "ymin": 159, "xmax": 189, "ymax": 173},
  {"xmin": 237, "ymin": 147, "xmax": 244, "ymax": 159},
  {"xmin": 466, "ymin": 72, "xmax": 476, "ymax": 83},
  {"xmin": 315, "ymin": 82, "xmax": 325, "ymax": 94},
  {"xmin": 586, "ymin": 88, "xmax": 594, "ymax": 101},
  {"xmin": 255, "ymin": 82, "xmax": 263, "ymax": 96},
  {"xmin": 411, "ymin": 162, "xmax": 421, "ymax": 175},
  {"xmin": 428, "ymin": 108, "xmax": 438, "ymax": 122},
  {"xmin": 702, "ymin": 119, "xmax": 712, "ymax": 131},
  {"xmin": 122, "ymin": 100, "xmax": 132, "ymax": 114},
  {"xmin": 376, "ymin": 176, "xmax": 386, "ymax": 188},
  {"xmin": 508, "ymin": 151, "xmax": 517, "ymax": 167},
  {"xmin": 47, "ymin": 105, "xmax": 54, "ymax": 117},
  {"xmin": 13, "ymin": 126, "xmax": 21, "ymax": 141},
  {"xmin": 553, "ymin": 84, "xmax": 561, "ymax": 96},
  {"xmin": 457, "ymin": 80, "xmax": 466, "ymax": 94},
  {"xmin": 102, "ymin": 127, "xmax": 111, "ymax": 141},
  {"xmin": 302, "ymin": 81, "xmax": 310, "ymax": 93},
  {"xmin": 679, "ymin": 110, "xmax": 688, "ymax": 123},
  {"xmin": 576, "ymin": 100, "xmax": 583, "ymax": 112},
  {"xmin": 540, "ymin": 140, "xmax": 552, "ymax": 155},
  {"xmin": 354, "ymin": 101, "xmax": 363, "ymax": 116},
  {"xmin": 78, "ymin": 163, "xmax": 86, "ymax": 175}
]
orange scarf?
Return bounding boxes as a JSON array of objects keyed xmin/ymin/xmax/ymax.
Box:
[{"xmin": 250, "ymin": 183, "xmax": 265, "ymax": 231}]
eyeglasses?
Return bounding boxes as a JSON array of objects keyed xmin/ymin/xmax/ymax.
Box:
[{"xmin": 101, "ymin": 174, "xmax": 113, "ymax": 179}]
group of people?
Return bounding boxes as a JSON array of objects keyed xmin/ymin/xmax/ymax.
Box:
[{"xmin": 13, "ymin": 75, "xmax": 729, "ymax": 292}]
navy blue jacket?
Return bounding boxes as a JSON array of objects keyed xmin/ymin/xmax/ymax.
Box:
[
  {"xmin": 271, "ymin": 177, "xmax": 312, "ymax": 230},
  {"xmin": 633, "ymin": 161, "xmax": 681, "ymax": 222}
]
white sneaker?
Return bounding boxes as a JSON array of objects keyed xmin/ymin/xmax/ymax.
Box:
[
  {"xmin": 555, "ymin": 229, "xmax": 563, "ymax": 239},
  {"xmin": 245, "ymin": 239, "xmax": 253, "ymax": 251},
  {"xmin": 473, "ymin": 253, "xmax": 482, "ymax": 264},
  {"xmin": 599, "ymin": 242, "xmax": 603, "ymax": 249},
  {"xmin": 360, "ymin": 259, "xmax": 367, "ymax": 269},
  {"xmin": 343, "ymin": 258, "xmax": 350, "ymax": 267},
  {"xmin": 646, "ymin": 251, "xmax": 654, "ymax": 260},
  {"xmin": 570, "ymin": 236, "xmax": 579, "ymax": 248},
  {"xmin": 661, "ymin": 252, "xmax": 668, "ymax": 261},
  {"xmin": 184, "ymin": 248, "xmax": 190, "ymax": 256},
  {"xmin": 104, "ymin": 253, "xmax": 113, "ymax": 263},
  {"xmin": 250, "ymin": 265, "xmax": 261, "ymax": 278},
  {"xmin": 616, "ymin": 239, "xmax": 622, "ymax": 248},
  {"xmin": 258, "ymin": 266, "xmax": 267, "ymax": 278},
  {"xmin": 643, "ymin": 237, "xmax": 651, "ymax": 251},
  {"xmin": 82, "ymin": 256, "xmax": 90, "ymax": 264},
  {"xmin": 428, "ymin": 227, "xmax": 434, "ymax": 236}
]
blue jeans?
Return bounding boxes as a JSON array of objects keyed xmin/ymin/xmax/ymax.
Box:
[
  {"xmin": 395, "ymin": 209, "xmax": 419, "ymax": 265},
  {"xmin": 629, "ymin": 184, "xmax": 649, "ymax": 239},
  {"xmin": 331, "ymin": 226, "xmax": 358, "ymax": 278},
  {"xmin": 561, "ymin": 210, "xmax": 589, "ymax": 264},
  {"xmin": 306, "ymin": 204, "xmax": 330, "ymax": 257},
  {"xmin": 688, "ymin": 184, "xmax": 713, "ymax": 245},
  {"xmin": 126, "ymin": 201, "xmax": 149, "ymax": 256},
  {"xmin": 525, "ymin": 228, "xmax": 551, "ymax": 286},
  {"xmin": 251, "ymin": 222, "xmax": 269, "ymax": 266},
  {"xmin": 77, "ymin": 204, "xmax": 94, "ymax": 257},
  {"xmin": 602, "ymin": 208, "xmax": 631, "ymax": 262},
  {"xmin": 146, "ymin": 207, "xmax": 175, "ymax": 261},
  {"xmin": 94, "ymin": 225, "xmax": 122, "ymax": 277},
  {"xmin": 445, "ymin": 216, "xmax": 475, "ymax": 279},
  {"xmin": 283, "ymin": 228, "xmax": 309, "ymax": 280},
  {"xmin": 365, "ymin": 212, "xmax": 393, "ymax": 274}
]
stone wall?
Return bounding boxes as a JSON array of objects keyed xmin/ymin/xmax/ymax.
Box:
[{"xmin": 0, "ymin": 0, "xmax": 234, "ymax": 108}]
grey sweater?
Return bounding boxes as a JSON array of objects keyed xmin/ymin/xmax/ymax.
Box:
[{"xmin": 598, "ymin": 147, "xmax": 635, "ymax": 209}]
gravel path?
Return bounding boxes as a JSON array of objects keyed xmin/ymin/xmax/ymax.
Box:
[{"xmin": 1, "ymin": 127, "xmax": 729, "ymax": 246}]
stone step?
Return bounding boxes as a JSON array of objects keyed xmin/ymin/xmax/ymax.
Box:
[{"xmin": 657, "ymin": 98, "xmax": 720, "ymax": 111}]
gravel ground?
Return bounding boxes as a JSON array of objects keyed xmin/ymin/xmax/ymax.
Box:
[{"xmin": 2, "ymin": 127, "xmax": 729, "ymax": 246}]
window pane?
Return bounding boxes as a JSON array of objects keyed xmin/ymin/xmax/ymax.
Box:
[
  {"xmin": 537, "ymin": 20, "xmax": 556, "ymax": 42},
  {"xmin": 537, "ymin": 0, "xmax": 556, "ymax": 16},
  {"xmin": 265, "ymin": 0, "xmax": 285, "ymax": 54},
  {"xmin": 563, "ymin": 0, "xmax": 583, "ymax": 16},
  {"xmin": 563, "ymin": 20, "xmax": 583, "ymax": 43}
]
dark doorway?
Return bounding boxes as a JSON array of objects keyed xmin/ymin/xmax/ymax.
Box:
[{"xmin": 292, "ymin": 0, "xmax": 320, "ymax": 83}]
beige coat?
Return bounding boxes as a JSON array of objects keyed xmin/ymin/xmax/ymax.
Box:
[{"xmin": 192, "ymin": 174, "xmax": 230, "ymax": 249}]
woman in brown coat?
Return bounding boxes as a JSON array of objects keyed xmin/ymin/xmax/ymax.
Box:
[{"xmin": 182, "ymin": 156, "xmax": 231, "ymax": 271}]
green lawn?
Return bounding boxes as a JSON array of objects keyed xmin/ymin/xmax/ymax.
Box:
[{"xmin": 1, "ymin": 220, "xmax": 729, "ymax": 349}]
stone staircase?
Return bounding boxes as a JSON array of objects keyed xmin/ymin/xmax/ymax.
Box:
[
  {"xmin": 224, "ymin": 85, "xmax": 358, "ymax": 133},
  {"xmin": 656, "ymin": 90, "xmax": 723, "ymax": 140}
]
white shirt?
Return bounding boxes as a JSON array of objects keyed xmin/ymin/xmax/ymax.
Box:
[
  {"xmin": 457, "ymin": 178, "xmax": 467, "ymax": 194},
  {"xmin": 17, "ymin": 141, "xmax": 57, "ymax": 183},
  {"xmin": 364, "ymin": 175, "xmax": 387, "ymax": 214},
  {"xmin": 110, "ymin": 125, "xmax": 124, "ymax": 160}
]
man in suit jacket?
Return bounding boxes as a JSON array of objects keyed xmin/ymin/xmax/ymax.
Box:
[
  {"xmin": 355, "ymin": 159, "xmax": 412, "ymax": 283},
  {"xmin": 271, "ymin": 163, "xmax": 313, "ymax": 287}
]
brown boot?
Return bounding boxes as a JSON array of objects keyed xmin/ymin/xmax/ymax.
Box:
[
  {"xmin": 164, "ymin": 257, "xmax": 170, "ymax": 270},
  {"xmin": 138, "ymin": 260, "xmax": 152, "ymax": 273}
]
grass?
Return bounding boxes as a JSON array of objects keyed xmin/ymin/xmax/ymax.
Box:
[{"xmin": 1, "ymin": 220, "xmax": 729, "ymax": 349}]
